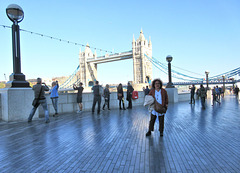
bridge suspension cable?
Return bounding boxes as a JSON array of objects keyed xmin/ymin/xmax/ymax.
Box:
[
  {"xmin": 144, "ymin": 54, "xmax": 204, "ymax": 82},
  {"xmin": 209, "ymin": 67, "xmax": 240, "ymax": 80},
  {"xmin": 59, "ymin": 65, "xmax": 79, "ymax": 89}
]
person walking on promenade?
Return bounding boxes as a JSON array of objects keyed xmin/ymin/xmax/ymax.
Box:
[
  {"xmin": 212, "ymin": 86, "xmax": 220, "ymax": 106},
  {"xmin": 189, "ymin": 84, "xmax": 196, "ymax": 104},
  {"xmin": 126, "ymin": 82, "xmax": 134, "ymax": 109},
  {"xmin": 196, "ymin": 88, "xmax": 200, "ymax": 100},
  {"xmin": 103, "ymin": 84, "xmax": 111, "ymax": 110},
  {"xmin": 215, "ymin": 85, "xmax": 221, "ymax": 102},
  {"xmin": 234, "ymin": 85, "xmax": 239, "ymax": 97},
  {"xmin": 73, "ymin": 82, "xmax": 84, "ymax": 113},
  {"xmin": 28, "ymin": 78, "xmax": 50, "ymax": 123},
  {"xmin": 50, "ymin": 81, "xmax": 59, "ymax": 116},
  {"xmin": 221, "ymin": 86, "xmax": 225, "ymax": 98},
  {"xmin": 199, "ymin": 84, "xmax": 207, "ymax": 109},
  {"xmin": 92, "ymin": 81, "xmax": 102, "ymax": 114},
  {"xmin": 146, "ymin": 78, "xmax": 168, "ymax": 137},
  {"xmin": 144, "ymin": 86, "xmax": 150, "ymax": 96},
  {"xmin": 117, "ymin": 83, "xmax": 126, "ymax": 110}
]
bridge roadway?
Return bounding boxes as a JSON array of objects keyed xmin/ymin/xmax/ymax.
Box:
[
  {"xmin": 87, "ymin": 51, "xmax": 132, "ymax": 64},
  {"xmin": 0, "ymin": 95, "xmax": 240, "ymax": 172}
]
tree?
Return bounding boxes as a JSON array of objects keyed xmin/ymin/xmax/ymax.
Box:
[{"xmin": 0, "ymin": 83, "xmax": 5, "ymax": 88}]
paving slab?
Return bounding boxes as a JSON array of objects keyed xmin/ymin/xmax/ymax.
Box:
[{"xmin": 0, "ymin": 95, "xmax": 239, "ymax": 173}]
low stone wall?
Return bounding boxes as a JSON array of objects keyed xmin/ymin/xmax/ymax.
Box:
[
  {"xmin": 0, "ymin": 94, "xmax": 1, "ymax": 120},
  {"xmin": 38, "ymin": 91, "xmax": 146, "ymax": 117},
  {"xmin": 0, "ymin": 89, "xmax": 195, "ymax": 121},
  {"xmin": 178, "ymin": 92, "xmax": 191, "ymax": 102}
]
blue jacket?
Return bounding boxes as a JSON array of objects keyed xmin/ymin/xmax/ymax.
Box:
[{"xmin": 50, "ymin": 84, "xmax": 59, "ymax": 98}]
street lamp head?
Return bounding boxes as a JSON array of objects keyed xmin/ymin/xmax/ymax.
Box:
[
  {"xmin": 6, "ymin": 4, "xmax": 24, "ymax": 23},
  {"xmin": 205, "ymin": 70, "xmax": 209, "ymax": 75},
  {"xmin": 166, "ymin": 55, "xmax": 173, "ymax": 63}
]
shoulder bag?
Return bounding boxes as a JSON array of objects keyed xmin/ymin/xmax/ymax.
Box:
[
  {"xmin": 32, "ymin": 86, "xmax": 43, "ymax": 107},
  {"xmin": 154, "ymin": 99, "xmax": 166, "ymax": 114}
]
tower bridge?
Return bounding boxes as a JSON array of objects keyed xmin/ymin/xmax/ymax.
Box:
[
  {"xmin": 77, "ymin": 29, "xmax": 153, "ymax": 87},
  {"xmin": 59, "ymin": 29, "xmax": 240, "ymax": 89}
]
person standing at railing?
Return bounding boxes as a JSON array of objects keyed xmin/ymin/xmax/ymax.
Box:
[
  {"xmin": 50, "ymin": 81, "xmax": 59, "ymax": 116},
  {"xmin": 126, "ymin": 82, "xmax": 134, "ymax": 109},
  {"xmin": 199, "ymin": 84, "xmax": 207, "ymax": 109},
  {"xmin": 189, "ymin": 84, "xmax": 195, "ymax": 104},
  {"xmin": 73, "ymin": 82, "xmax": 84, "ymax": 113},
  {"xmin": 102, "ymin": 84, "xmax": 111, "ymax": 110},
  {"xmin": 28, "ymin": 78, "xmax": 50, "ymax": 123},
  {"xmin": 117, "ymin": 83, "xmax": 126, "ymax": 110},
  {"xmin": 92, "ymin": 81, "xmax": 102, "ymax": 114}
]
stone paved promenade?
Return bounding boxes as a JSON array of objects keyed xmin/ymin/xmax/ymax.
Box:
[{"xmin": 0, "ymin": 95, "xmax": 240, "ymax": 173}]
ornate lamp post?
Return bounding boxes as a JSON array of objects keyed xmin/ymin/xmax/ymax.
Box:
[
  {"xmin": 6, "ymin": 4, "xmax": 29, "ymax": 87},
  {"xmin": 166, "ymin": 55, "xmax": 174, "ymax": 88},
  {"xmin": 205, "ymin": 71, "xmax": 210, "ymax": 90}
]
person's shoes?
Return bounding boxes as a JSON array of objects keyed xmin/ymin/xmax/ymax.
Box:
[
  {"xmin": 146, "ymin": 131, "xmax": 151, "ymax": 136},
  {"xmin": 77, "ymin": 110, "xmax": 81, "ymax": 113},
  {"xmin": 123, "ymin": 108, "xmax": 126, "ymax": 110},
  {"xmin": 97, "ymin": 111, "xmax": 100, "ymax": 114},
  {"xmin": 28, "ymin": 119, "xmax": 32, "ymax": 123},
  {"xmin": 120, "ymin": 108, "xmax": 122, "ymax": 110},
  {"xmin": 45, "ymin": 120, "xmax": 50, "ymax": 123},
  {"xmin": 55, "ymin": 113, "xmax": 58, "ymax": 116},
  {"xmin": 108, "ymin": 108, "xmax": 111, "ymax": 110},
  {"xmin": 102, "ymin": 108, "xmax": 105, "ymax": 110},
  {"xmin": 160, "ymin": 132, "xmax": 163, "ymax": 136},
  {"xmin": 189, "ymin": 102, "xmax": 192, "ymax": 104}
]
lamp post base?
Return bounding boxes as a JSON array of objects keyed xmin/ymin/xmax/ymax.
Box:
[
  {"xmin": 6, "ymin": 73, "xmax": 30, "ymax": 88},
  {"xmin": 166, "ymin": 82, "xmax": 175, "ymax": 88}
]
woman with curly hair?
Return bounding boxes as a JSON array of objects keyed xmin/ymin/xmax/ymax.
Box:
[{"xmin": 146, "ymin": 78, "xmax": 168, "ymax": 137}]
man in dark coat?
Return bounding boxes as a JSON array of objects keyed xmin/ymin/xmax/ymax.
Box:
[
  {"xmin": 92, "ymin": 81, "xmax": 102, "ymax": 114},
  {"xmin": 189, "ymin": 84, "xmax": 195, "ymax": 104},
  {"xmin": 126, "ymin": 82, "xmax": 134, "ymax": 109}
]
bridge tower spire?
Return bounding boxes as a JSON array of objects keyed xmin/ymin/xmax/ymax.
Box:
[{"xmin": 132, "ymin": 29, "xmax": 152, "ymax": 84}]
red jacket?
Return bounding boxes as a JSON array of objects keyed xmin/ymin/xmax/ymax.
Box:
[{"xmin": 148, "ymin": 88, "xmax": 169, "ymax": 109}]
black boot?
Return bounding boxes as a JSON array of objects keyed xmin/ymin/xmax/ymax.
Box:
[{"xmin": 146, "ymin": 131, "xmax": 151, "ymax": 136}]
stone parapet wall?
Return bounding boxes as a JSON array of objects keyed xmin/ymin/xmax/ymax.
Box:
[
  {"xmin": 39, "ymin": 91, "xmax": 146, "ymax": 117},
  {"xmin": 0, "ymin": 88, "xmax": 196, "ymax": 121}
]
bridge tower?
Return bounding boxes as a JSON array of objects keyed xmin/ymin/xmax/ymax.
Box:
[
  {"xmin": 78, "ymin": 44, "xmax": 97, "ymax": 86},
  {"xmin": 132, "ymin": 29, "xmax": 152, "ymax": 84}
]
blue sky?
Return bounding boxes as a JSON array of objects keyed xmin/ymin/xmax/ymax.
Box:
[{"xmin": 0, "ymin": 0, "xmax": 240, "ymax": 85}]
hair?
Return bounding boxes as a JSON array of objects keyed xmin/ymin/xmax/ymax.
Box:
[
  {"xmin": 37, "ymin": 78, "xmax": 42, "ymax": 84},
  {"xmin": 200, "ymin": 84, "xmax": 203, "ymax": 88},
  {"xmin": 79, "ymin": 82, "xmax": 83, "ymax": 85},
  {"xmin": 106, "ymin": 84, "xmax": 109, "ymax": 88},
  {"xmin": 117, "ymin": 83, "xmax": 122, "ymax": 90},
  {"xmin": 151, "ymin": 78, "xmax": 163, "ymax": 89},
  {"xmin": 95, "ymin": 81, "xmax": 99, "ymax": 85},
  {"xmin": 52, "ymin": 81, "xmax": 56, "ymax": 86}
]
